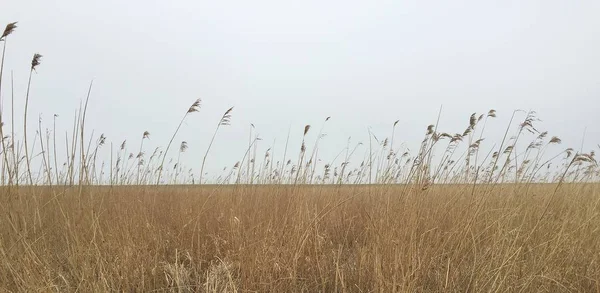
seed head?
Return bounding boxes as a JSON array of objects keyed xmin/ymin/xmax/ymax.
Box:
[
  {"xmin": 219, "ymin": 107, "xmax": 234, "ymax": 126},
  {"xmin": 462, "ymin": 126, "xmax": 472, "ymax": 137},
  {"xmin": 179, "ymin": 141, "xmax": 188, "ymax": 152},
  {"xmin": 1, "ymin": 22, "xmax": 17, "ymax": 41},
  {"xmin": 549, "ymin": 136, "xmax": 561, "ymax": 144},
  {"xmin": 566, "ymin": 148, "xmax": 574, "ymax": 159},
  {"xmin": 187, "ymin": 99, "xmax": 201, "ymax": 113},
  {"xmin": 439, "ymin": 133, "xmax": 453, "ymax": 140},
  {"xmin": 31, "ymin": 53, "xmax": 42, "ymax": 71},
  {"xmin": 469, "ymin": 113, "xmax": 476, "ymax": 128},
  {"xmin": 98, "ymin": 134, "xmax": 106, "ymax": 146},
  {"xmin": 303, "ymin": 125, "xmax": 311, "ymax": 136},
  {"xmin": 426, "ymin": 125, "xmax": 435, "ymax": 135},
  {"xmin": 574, "ymin": 154, "xmax": 596, "ymax": 164}
]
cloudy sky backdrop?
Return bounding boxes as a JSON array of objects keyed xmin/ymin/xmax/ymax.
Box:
[{"xmin": 3, "ymin": 0, "xmax": 599, "ymax": 180}]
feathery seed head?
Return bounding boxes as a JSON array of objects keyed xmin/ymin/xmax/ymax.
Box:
[
  {"xmin": 1, "ymin": 22, "xmax": 17, "ymax": 40},
  {"xmin": 566, "ymin": 148, "xmax": 574, "ymax": 159},
  {"xmin": 462, "ymin": 126, "xmax": 472, "ymax": 137},
  {"xmin": 179, "ymin": 141, "xmax": 188, "ymax": 152},
  {"xmin": 451, "ymin": 133, "xmax": 463, "ymax": 143},
  {"xmin": 574, "ymin": 153, "xmax": 596, "ymax": 164},
  {"xmin": 304, "ymin": 125, "xmax": 311, "ymax": 136},
  {"xmin": 537, "ymin": 131, "xmax": 548, "ymax": 140},
  {"xmin": 219, "ymin": 107, "xmax": 234, "ymax": 126},
  {"xmin": 426, "ymin": 125, "xmax": 435, "ymax": 135},
  {"xmin": 549, "ymin": 136, "xmax": 561, "ymax": 144},
  {"xmin": 187, "ymin": 99, "xmax": 201, "ymax": 113},
  {"xmin": 469, "ymin": 113, "xmax": 477, "ymax": 128},
  {"xmin": 31, "ymin": 53, "xmax": 42, "ymax": 71},
  {"xmin": 98, "ymin": 134, "xmax": 106, "ymax": 146},
  {"xmin": 439, "ymin": 133, "xmax": 453, "ymax": 140}
]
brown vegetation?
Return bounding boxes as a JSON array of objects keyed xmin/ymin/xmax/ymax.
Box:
[
  {"xmin": 1, "ymin": 21, "xmax": 599, "ymax": 292},
  {"xmin": 1, "ymin": 184, "xmax": 599, "ymax": 292}
]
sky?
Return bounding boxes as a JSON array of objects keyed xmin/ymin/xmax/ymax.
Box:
[{"xmin": 2, "ymin": 0, "xmax": 600, "ymax": 181}]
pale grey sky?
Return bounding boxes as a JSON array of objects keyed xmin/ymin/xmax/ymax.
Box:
[{"xmin": 3, "ymin": 0, "xmax": 600, "ymax": 180}]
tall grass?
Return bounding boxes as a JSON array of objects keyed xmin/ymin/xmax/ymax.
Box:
[
  {"xmin": 0, "ymin": 22, "xmax": 599, "ymax": 292},
  {"xmin": 199, "ymin": 106, "xmax": 233, "ymax": 184},
  {"xmin": 2, "ymin": 184, "xmax": 599, "ymax": 292}
]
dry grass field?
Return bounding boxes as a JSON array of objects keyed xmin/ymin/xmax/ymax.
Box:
[
  {"xmin": 1, "ymin": 184, "xmax": 599, "ymax": 292},
  {"xmin": 1, "ymin": 22, "xmax": 600, "ymax": 292}
]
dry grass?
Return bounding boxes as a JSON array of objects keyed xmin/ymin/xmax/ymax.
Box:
[
  {"xmin": 1, "ymin": 21, "xmax": 600, "ymax": 292},
  {"xmin": 1, "ymin": 184, "xmax": 599, "ymax": 292}
]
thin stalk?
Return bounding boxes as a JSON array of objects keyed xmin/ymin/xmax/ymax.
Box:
[
  {"xmin": 199, "ymin": 107, "xmax": 232, "ymax": 184},
  {"xmin": 0, "ymin": 39, "xmax": 12, "ymax": 184},
  {"xmin": 79, "ymin": 81, "xmax": 93, "ymax": 185},
  {"xmin": 236, "ymin": 136, "xmax": 260, "ymax": 184},
  {"xmin": 11, "ymin": 71, "xmax": 17, "ymax": 184},
  {"xmin": 38, "ymin": 115, "xmax": 51, "ymax": 184},
  {"xmin": 137, "ymin": 131, "xmax": 149, "ymax": 184},
  {"xmin": 156, "ymin": 99, "xmax": 200, "ymax": 185},
  {"xmin": 24, "ymin": 54, "xmax": 43, "ymax": 185},
  {"xmin": 280, "ymin": 124, "xmax": 291, "ymax": 184},
  {"xmin": 53, "ymin": 115, "xmax": 59, "ymax": 184}
]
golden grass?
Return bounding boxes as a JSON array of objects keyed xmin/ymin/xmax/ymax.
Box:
[
  {"xmin": 1, "ymin": 20, "xmax": 599, "ymax": 292},
  {"xmin": 1, "ymin": 184, "xmax": 599, "ymax": 292}
]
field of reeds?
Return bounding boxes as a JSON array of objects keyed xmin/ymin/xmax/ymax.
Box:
[{"xmin": 1, "ymin": 22, "xmax": 599, "ymax": 292}]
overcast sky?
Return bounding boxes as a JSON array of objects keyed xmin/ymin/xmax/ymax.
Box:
[{"xmin": 3, "ymin": 0, "xmax": 600, "ymax": 180}]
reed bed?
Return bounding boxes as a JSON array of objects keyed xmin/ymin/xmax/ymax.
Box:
[{"xmin": 0, "ymin": 21, "xmax": 599, "ymax": 292}]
